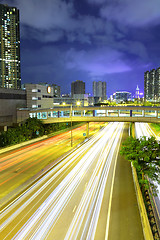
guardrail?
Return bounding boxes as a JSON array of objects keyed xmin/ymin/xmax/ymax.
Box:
[{"xmin": 131, "ymin": 164, "xmax": 154, "ymax": 240}]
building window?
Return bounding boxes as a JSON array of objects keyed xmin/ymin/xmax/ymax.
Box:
[
  {"xmin": 32, "ymin": 97, "xmax": 38, "ymax": 100},
  {"xmin": 32, "ymin": 89, "xmax": 37, "ymax": 93},
  {"xmin": 32, "ymin": 105, "xmax": 37, "ymax": 108}
]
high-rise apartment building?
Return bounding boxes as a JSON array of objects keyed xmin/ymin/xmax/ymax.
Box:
[
  {"xmin": 0, "ymin": 4, "xmax": 21, "ymax": 89},
  {"xmin": 155, "ymin": 67, "xmax": 160, "ymax": 100},
  {"xmin": 93, "ymin": 81, "xmax": 106, "ymax": 99},
  {"xmin": 71, "ymin": 80, "xmax": 85, "ymax": 97},
  {"xmin": 144, "ymin": 67, "xmax": 160, "ymax": 101}
]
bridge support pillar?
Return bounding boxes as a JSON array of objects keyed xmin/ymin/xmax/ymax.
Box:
[
  {"xmin": 3, "ymin": 126, "xmax": 7, "ymax": 132},
  {"xmin": 0, "ymin": 126, "xmax": 7, "ymax": 132},
  {"xmin": 132, "ymin": 122, "xmax": 135, "ymax": 137},
  {"xmin": 86, "ymin": 122, "xmax": 89, "ymax": 138}
]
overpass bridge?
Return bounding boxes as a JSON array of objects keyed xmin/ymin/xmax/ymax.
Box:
[{"xmin": 17, "ymin": 105, "xmax": 160, "ymax": 124}]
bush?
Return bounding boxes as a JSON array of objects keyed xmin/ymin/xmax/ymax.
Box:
[{"xmin": 0, "ymin": 118, "xmax": 80, "ymax": 148}]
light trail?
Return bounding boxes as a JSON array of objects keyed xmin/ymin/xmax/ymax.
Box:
[
  {"xmin": 0, "ymin": 122, "xmax": 124, "ymax": 239},
  {"xmin": 0, "ymin": 122, "xmax": 104, "ymax": 199}
]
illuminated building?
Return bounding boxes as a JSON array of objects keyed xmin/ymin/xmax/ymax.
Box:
[
  {"xmin": 113, "ymin": 91, "xmax": 132, "ymax": 103},
  {"xmin": 0, "ymin": 4, "xmax": 21, "ymax": 89},
  {"xmin": 144, "ymin": 67, "xmax": 160, "ymax": 101},
  {"xmin": 135, "ymin": 85, "xmax": 140, "ymax": 99}
]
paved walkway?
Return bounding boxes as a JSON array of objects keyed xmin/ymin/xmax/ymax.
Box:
[{"xmin": 108, "ymin": 123, "xmax": 144, "ymax": 240}]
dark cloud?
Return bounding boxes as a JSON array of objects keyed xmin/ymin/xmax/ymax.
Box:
[
  {"xmin": 100, "ymin": 0, "xmax": 160, "ymax": 27},
  {"xmin": 87, "ymin": 0, "xmax": 106, "ymax": 4},
  {"xmin": 1, "ymin": 0, "xmax": 160, "ymax": 95},
  {"xmin": 65, "ymin": 47, "xmax": 131, "ymax": 76}
]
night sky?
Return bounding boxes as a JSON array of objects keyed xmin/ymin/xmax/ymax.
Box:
[{"xmin": 1, "ymin": 0, "xmax": 160, "ymax": 96}]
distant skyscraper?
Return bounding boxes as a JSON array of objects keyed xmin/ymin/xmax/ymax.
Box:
[
  {"xmin": 71, "ymin": 80, "xmax": 85, "ymax": 97},
  {"xmin": 135, "ymin": 85, "xmax": 140, "ymax": 99},
  {"xmin": 144, "ymin": 67, "xmax": 160, "ymax": 101},
  {"xmin": 93, "ymin": 81, "xmax": 106, "ymax": 99},
  {"xmin": 0, "ymin": 4, "xmax": 21, "ymax": 89}
]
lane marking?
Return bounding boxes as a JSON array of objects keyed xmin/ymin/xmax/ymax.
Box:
[{"xmin": 105, "ymin": 124, "xmax": 124, "ymax": 240}]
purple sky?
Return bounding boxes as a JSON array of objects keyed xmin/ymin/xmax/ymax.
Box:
[{"xmin": 2, "ymin": 0, "xmax": 160, "ymax": 96}]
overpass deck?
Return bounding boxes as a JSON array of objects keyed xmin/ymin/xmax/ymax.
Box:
[{"xmin": 17, "ymin": 106, "xmax": 160, "ymax": 124}]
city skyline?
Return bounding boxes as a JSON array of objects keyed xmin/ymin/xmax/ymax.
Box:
[{"xmin": 1, "ymin": 0, "xmax": 160, "ymax": 96}]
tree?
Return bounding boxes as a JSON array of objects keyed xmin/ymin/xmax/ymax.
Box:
[
  {"xmin": 22, "ymin": 117, "xmax": 44, "ymax": 138},
  {"xmin": 120, "ymin": 136, "xmax": 160, "ymax": 194}
]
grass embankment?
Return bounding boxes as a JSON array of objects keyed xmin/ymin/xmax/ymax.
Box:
[{"xmin": 150, "ymin": 123, "xmax": 160, "ymax": 135}]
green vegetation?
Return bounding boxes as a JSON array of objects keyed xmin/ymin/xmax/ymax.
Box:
[
  {"xmin": 0, "ymin": 118, "xmax": 79, "ymax": 148},
  {"xmin": 120, "ymin": 136, "xmax": 160, "ymax": 195},
  {"xmin": 150, "ymin": 123, "xmax": 160, "ymax": 133}
]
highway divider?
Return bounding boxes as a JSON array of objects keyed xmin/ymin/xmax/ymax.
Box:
[{"xmin": 0, "ymin": 135, "xmax": 48, "ymax": 155}]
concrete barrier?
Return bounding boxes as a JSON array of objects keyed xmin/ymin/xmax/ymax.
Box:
[
  {"xmin": 0, "ymin": 135, "xmax": 47, "ymax": 155},
  {"xmin": 131, "ymin": 164, "xmax": 154, "ymax": 240}
]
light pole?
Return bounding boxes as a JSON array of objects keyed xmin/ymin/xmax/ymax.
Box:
[
  {"xmin": 70, "ymin": 100, "xmax": 81, "ymax": 147},
  {"xmin": 70, "ymin": 103, "xmax": 73, "ymax": 147}
]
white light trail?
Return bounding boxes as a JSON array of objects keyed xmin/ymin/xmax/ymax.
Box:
[{"xmin": 0, "ymin": 122, "xmax": 124, "ymax": 240}]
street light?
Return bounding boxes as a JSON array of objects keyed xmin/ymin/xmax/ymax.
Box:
[
  {"xmin": 76, "ymin": 100, "xmax": 81, "ymax": 106},
  {"xmin": 70, "ymin": 103, "xmax": 73, "ymax": 147},
  {"xmin": 70, "ymin": 100, "xmax": 81, "ymax": 147}
]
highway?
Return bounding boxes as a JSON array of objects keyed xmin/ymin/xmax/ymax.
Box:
[
  {"xmin": 135, "ymin": 123, "xmax": 160, "ymax": 224},
  {"xmin": 0, "ymin": 122, "xmax": 104, "ymax": 204},
  {"xmin": 0, "ymin": 122, "xmax": 125, "ymax": 239}
]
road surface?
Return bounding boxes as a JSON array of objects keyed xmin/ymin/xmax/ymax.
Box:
[
  {"xmin": 0, "ymin": 122, "xmax": 104, "ymax": 205},
  {"xmin": 0, "ymin": 122, "xmax": 144, "ymax": 239}
]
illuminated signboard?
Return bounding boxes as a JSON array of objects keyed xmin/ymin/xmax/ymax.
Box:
[{"xmin": 47, "ymin": 86, "xmax": 51, "ymax": 93}]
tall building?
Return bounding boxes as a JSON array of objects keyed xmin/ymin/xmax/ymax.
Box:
[
  {"xmin": 144, "ymin": 71, "xmax": 150, "ymax": 100},
  {"xmin": 144, "ymin": 67, "xmax": 160, "ymax": 101},
  {"xmin": 0, "ymin": 4, "xmax": 21, "ymax": 89},
  {"xmin": 155, "ymin": 67, "xmax": 160, "ymax": 100},
  {"xmin": 93, "ymin": 81, "xmax": 106, "ymax": 98},
  {"xmin": 71, "ymin": 80, "xmax": 85, "ymax": 97},
  {"xmin": 135, "ymin": 85, "xmax": 140, "ymax": 99}
]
